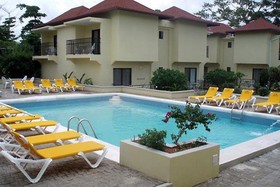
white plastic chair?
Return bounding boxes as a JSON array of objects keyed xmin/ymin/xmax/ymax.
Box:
[
  {"xmin": 1, "ymin": 76, "xmax": 10, "ymax": 89},
  {"xmin": 22, "ymin": 75, "xmax": 27, "ymax": 82}
]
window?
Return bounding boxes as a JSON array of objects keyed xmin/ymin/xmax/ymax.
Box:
[
  {"xmin": 113, "ymin": 68, "xmax": 131, "ymax": 86},
  {"xmin": 206, "ymin": 46, "xmax": 209, "ymax": 58},
  {"xmin": 227, "ymin": 67, "xmax": 231, "ymax": 72},
  {"xmin": 53, "ymin": 35, "xmax": 57, "ymax": 55},
  {"xmin": 92, "ymin": 29, "xmax": 101, "ymax": 54},
  {"xmin": 185, "ymin": 68, "xmax": 197, "ymax": 86},
  {"xmin": 228, "ymin": 42, "xmax": 232, "ymax": 48},
  {"xmin": 252, "ymin": 68, "xmax": 264, "ymax": 84},
  {"xmin": 278, "ymin": 41, "xmax": 280, "ymax": 60},
  {"xmin": 204, "ymin": 67, "xmax": 208, "ymax": 75},
  {"xmin": 159, "ymin": 31, "xmax": 164, "ymax": 39}
]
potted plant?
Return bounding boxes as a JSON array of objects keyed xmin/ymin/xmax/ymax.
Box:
[{"xmin": 120, "ymin": 103, "xmax": 220, "ymax": 187}]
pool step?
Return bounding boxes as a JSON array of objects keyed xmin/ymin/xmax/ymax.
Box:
[
  {"xmin": 67, "ymin": 116, "xmax": 98, "ymax": 139},
  {"xmin": 230, "ymin": 103, "xmax": 245, "ymax": 120}
]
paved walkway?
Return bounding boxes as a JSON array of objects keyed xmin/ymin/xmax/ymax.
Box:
[{"xmin": 1, "ymin": 88, "xmax": 280, "ymax": 187}]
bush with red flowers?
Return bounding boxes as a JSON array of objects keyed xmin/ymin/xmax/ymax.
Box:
[{"xmin": 163, "ymin": 103, "xmax": 216, "ymax": 146}]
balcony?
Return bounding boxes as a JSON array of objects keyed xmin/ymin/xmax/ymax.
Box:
[
  {"xmin": 66, "ymin": 38, "xmax": 100, "ymax": 55},
  {"xmin": 33, "ymin": 42, "xmax": 57, "ymax": 62},
  {"xmin": 33, "ymin": 42, "xmax": 57, "ymax": 56}
]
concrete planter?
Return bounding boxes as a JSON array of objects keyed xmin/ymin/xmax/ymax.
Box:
[{"xmin": 120, "ymin": 139, "xmax": 220, "ymax": 187}]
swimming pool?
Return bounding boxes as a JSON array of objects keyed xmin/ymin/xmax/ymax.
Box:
[{"xmin": 7, "ymin": 94, "xmax": 280, "ymax": 149}]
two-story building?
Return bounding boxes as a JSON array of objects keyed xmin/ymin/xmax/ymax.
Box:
[
  {"xmin": 207, "ymin": 18, "xmax": 280, "ymax": 84},
  {"xmin": 33, "ymin": 0, "xmax": 216, "ymax": 87},
  {"xmin": 33, "ymin": 0, "xmax": 280, "ymax": 87}
]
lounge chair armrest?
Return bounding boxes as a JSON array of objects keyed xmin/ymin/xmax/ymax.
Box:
[{"xmin": 230, "ymin": 95, "xmax": 236, "ymax": 99}]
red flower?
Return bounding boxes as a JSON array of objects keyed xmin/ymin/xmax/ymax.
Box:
[{"xmin": 162, "ymin": 111, "xmax": 172, "ymax": 123}]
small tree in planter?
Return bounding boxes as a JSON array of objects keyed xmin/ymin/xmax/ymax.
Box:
[
  {"xmin": 137, "ymin": 103, "xmax": 216, "ymax": 152},
  {"xmin": 163, "ymin": 102, "xmax": 216, "ymax": 148},
  {"xmin": 121, "ymin": 103, "xmax": 219, "ymax": 187}
]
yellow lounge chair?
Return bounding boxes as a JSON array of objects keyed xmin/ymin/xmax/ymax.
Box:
[
  {"xmin": 2, "ymin": 122, "xmax": 81, "ymax": 145},
  {"xmin": 224, "ymin": 89, "xmax": 255, "ymax": 109},
  {"xmin": 67, "ymin": 78, "xmax": 85, "ymax": 91},
  {"xmin": 54, "ymin": 78, "xmax": 72, "ymax": 92},
  {"xmin": 0, "ymin": 106, "xmax": 13, "ymax": 111},
  {"xmin": 7, "ymin": 120, "xmax": 59, "ymax": 133},
  {"xmin": 0, "ymin": 131, "xmax": 107, "ymax": 183},
  {"xmin": 253, "ymin": 92, "xmax": 280, "ymax": 113},
  {"xmin": 187, "ymin": 87, "xmax": 218, "ymax": 103},
  {"xmin": 0, "ymin": 114, "xmax": 42, "ymax": 124},
  {"xmin": 12, "ymin": 80, "xmax": 31, "ymax": 94},
  {"xmin": 0, "ymin": 109, "xmax": 23, "ymax": 117},
  {"xmin": 203, "ymin": 88, "xmax": 235, "ymax": 106},
  {"xmin": 25, "ymin": 131, "xmax": 82, "ymax": 145},
  {"xmin": 40, "ymin": 79, "xmax": 58, "ymax": 93},
  {"xmin": 24, "ymin": 80, "xmax": 42, "ymax": 94}
]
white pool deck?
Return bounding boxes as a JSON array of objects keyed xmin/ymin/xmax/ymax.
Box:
[{"xmin": 2, "ymin": 93, "xmax": 280, "ymax": 170}]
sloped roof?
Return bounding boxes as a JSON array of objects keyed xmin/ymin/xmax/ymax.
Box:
[
  {"xmin": 45, "ymin": 6, "xmax": 89, "ymax": 26},
  {"xmin": 208, "ymin": 23, "xmax": 234, "ymax": 35},
  {"xmin": 234, "ymin": 18, "xmax": 280, "ymax": 33},
  {"xmin": 162, "ymin": 6, "xmax": 217, "ymax": 26},
  {"xmin": 80, "ymin": 0, "xmax": 171, "ymax": 19}
]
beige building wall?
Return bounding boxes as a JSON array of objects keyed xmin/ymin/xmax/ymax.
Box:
[
  {"xmin": 172, "ymin": 20, "xmax": 208, "ymax": 81},
  {"xmin": 220, "ymin": 38, "xmax": 235, "ymax": 71},
  {"xmin": 207, "ymin": 35, "xmax": 220, "ymax": 63},
  {"xmin": 270, "ymin": 35, "xmax": 280, "ymax": 67},
  {"xmin": 233, "ymin": 32, "xmax": 270, "ymax": 65},
  {"xmin": 174, "ymin": 21, "xmax": 207, "ymax": 64},
  {"xmin": 111, "ymin": 10, "xmax": 158, "ymax": 62},
  {"xmin": 236, "ymin": 64, "xmax": 268, "ymax": 80}
]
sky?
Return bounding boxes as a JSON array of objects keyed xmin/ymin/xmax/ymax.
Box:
[{"xmin": 0, "ymin": 0, "xmax": 213, "ymax": 37}]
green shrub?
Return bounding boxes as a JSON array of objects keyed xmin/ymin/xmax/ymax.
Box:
[
  {"xmin": 258, "ymin": 87, "xmax": 270, "ymax": 96},
  {"xmin": 84, "ymin": 78, "xmax": 93, "ymax": 85},
  {"xmin": 62, "ymin": 71, "xmax": 73, "ymax": 81},
  {"xmin": 151, "ymin": 68, "xmax": 187, "ymax": 91},
  {"xmin": 138, "ymin": 128, "xmax": 167, "ymax": 151},
  {"xmin": 204, "ymin": 69, "xmax": 237, "ymax": 90},
  {"xmin": 271, "ymin": 82, "xmax": 280, "ymax": 91}
]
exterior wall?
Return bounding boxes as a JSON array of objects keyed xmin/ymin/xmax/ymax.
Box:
[
  {"xmin": 41, "ymin": 31, "xmax": 57, "ymax": 43},
  {"xmin": 270, "ymin": 36, "xmax": 280, "ymax": 67},
  {"xmin": 236, "ymin": 64, "xmax": 268, "ymax": 80},
  {"xmin": 174, "ymin": 20, "xmax": 207, "ymax": 63},
  {"xmin": 220, "ymin": 38, "xmax": 235, "ymax": 71},
  {"xmin": 233, "ymin": 32, "xmax": 271, "ymax": 65},
  {"xmin": 158, "ymin": 28, "xmax": 171, "ymax": 68},
  {"xmin": 111, "ymin": 10, "xmax": 158, "ymax": 62},
  {"xmin": 156, "ymin": 20, "xmax": 174, "ymax": 73},
  {"xmin": 207, "ymin": 35, "xmax": 220, "ymax": 63}
]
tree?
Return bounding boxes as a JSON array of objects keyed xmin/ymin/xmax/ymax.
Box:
[
  {"xmin": 17, "ymin": 4, "xmax": 46, "ymax": 37},
  {"xmin": 16, "ymin": 4, "xmax": 46, "ymax": 47},
  {"xmin": 0, "ymin": 4, "xmax": 45, "ymax": 78},
  {"xmin": 0, "ymin": 17, "xmax": 16, "ymax": 41},
  {"xmin": 196, "ymin": 0, "xmax": 279, "ymax": 27}
]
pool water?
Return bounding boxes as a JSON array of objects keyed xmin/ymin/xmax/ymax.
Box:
[{"xmin": 11, "ymin": 95, "xmax": 280, "ymax": 148}]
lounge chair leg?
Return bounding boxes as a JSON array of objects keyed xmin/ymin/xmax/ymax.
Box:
[
  {"xmin": 1, "ymin": 150, "xmax": 52, "ymax": 183},
  {"xmin": 78, "ymin": 147, "xmax": 108, "ymax": 168},
  {"xmin": 268, "ymin": 106, "xmax": 273, "ymax": 113}
]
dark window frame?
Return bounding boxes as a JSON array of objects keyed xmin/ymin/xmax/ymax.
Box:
[
  {"xmin": 113, "ymin": 68, "xmax": 132, "ymax": 86},
  {"xmin": 159, "ymin": 31, "xmax": 164, "ymax": 39}
]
